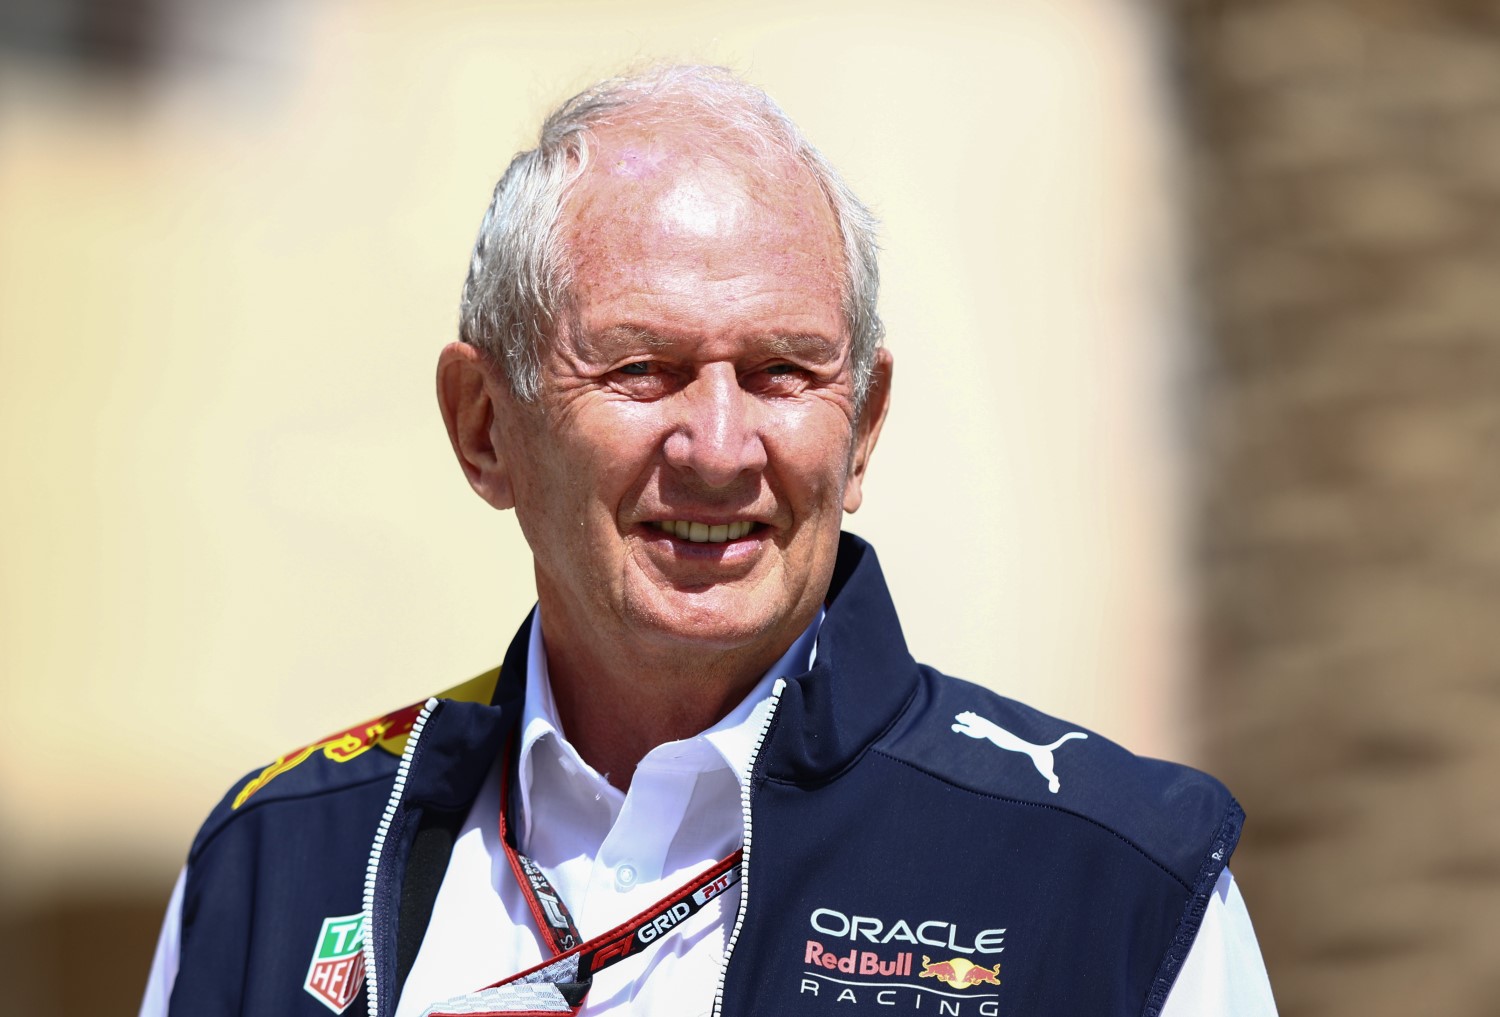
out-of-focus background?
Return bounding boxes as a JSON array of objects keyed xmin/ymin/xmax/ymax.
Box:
[{"xmin": 0, "ymin": 0, "xmax": 1494, "ymax": 1013}]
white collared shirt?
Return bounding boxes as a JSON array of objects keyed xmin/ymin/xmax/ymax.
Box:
[{"xmin": 393, "ymin": 611, "xmax": 818, "ymax": 1017}]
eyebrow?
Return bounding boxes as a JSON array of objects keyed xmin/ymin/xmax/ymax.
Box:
[
  {"xmin": 762, "ymin": 332, "xmax": 842, "ymax": 363},
  {"xmin": 586, "ymin": 325, "xmax": 842, "ymax": 363},
  {"xmin": 587, "ymin": 326, "xmax": 675, "ymax": 354}
]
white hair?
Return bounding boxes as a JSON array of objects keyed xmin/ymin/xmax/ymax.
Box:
[{"xmin": 458, "ymin": 65, "xmax": 885, "ymax": 409}]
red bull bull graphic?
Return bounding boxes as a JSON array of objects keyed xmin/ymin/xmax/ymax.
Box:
[
  {"xmin": 919, "ymin": 955, "xmax": 1001, "ymax": 989},
  {"xmin": 231, "ymin": 668, "xmax": 500, "ymax": 809},
  {"xmin": 919, "ymin": 957, "xmax": 957, "ymax": 984}
]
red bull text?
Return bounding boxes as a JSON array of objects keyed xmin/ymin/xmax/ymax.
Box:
[{"xmin": 805, "ymin": 940, "xmax": 913, "ymax": 977}]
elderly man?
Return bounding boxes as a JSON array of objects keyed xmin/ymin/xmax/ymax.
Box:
[{"xmin": 142, "ymin": 67, "xmax": 1275, "ymax": 1017}]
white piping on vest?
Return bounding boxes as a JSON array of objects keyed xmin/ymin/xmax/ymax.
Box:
[
  {"xmin": 710, "ymin": 677, "xmax": 786, "ymax": 1017},
  {"xmin": 364, "ymin": 697, "xmax": 440, "ymax": 1017}
]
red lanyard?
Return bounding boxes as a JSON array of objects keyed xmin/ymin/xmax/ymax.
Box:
[{"xmin": 418, "ymin": 732, "xmax": 743, "ymax": 1017}]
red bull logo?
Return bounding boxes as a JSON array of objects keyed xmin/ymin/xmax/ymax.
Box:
[
  {"xmin": 799, "ymin": 934, "xmax": 1004, "ymax": 1010},
  {"xmin": 918, "ymin": 955, "xmax": 1001, "ymax": 990}
]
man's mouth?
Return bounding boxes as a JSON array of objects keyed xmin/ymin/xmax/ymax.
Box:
[{"xmin": 652, "ymin": 520, "xmax": 757, "ymax": 544}]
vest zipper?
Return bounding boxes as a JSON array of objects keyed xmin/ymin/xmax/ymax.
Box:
[
  {"xmin": 710, "ymin": 677, "xmax": 786, "ymax": 1017},
  {"xmin": 363, "ymin": 697, "xmax": 441, "ymax": 1017}
]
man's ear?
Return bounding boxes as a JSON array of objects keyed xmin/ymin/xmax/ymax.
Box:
[
  {"xmin": 843, "ymin": 347, "xmax": 894, "ymax": 514},
  {"xmin": 437, "ymin": 342, "xmax": 515, "ymax": 510}
]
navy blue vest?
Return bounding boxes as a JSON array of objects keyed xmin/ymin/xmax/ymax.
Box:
[{"xmin": 171, "ymin": 534, "xmax": 1240, "ymax": 1017}]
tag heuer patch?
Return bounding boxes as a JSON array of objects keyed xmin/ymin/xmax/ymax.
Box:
[{"xmin": 304, "ymin": 912, "xmax": 367, "ymax": 1013}]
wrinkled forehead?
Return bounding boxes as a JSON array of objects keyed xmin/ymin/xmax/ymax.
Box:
[{"xmin": 558, "ymin": 122, "xmax": 845, "ymax": 294}]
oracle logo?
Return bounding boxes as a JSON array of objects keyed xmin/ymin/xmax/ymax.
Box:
[{"xmin": 809, "ymin": 908, "xmax": 1005, "ymax": 955}]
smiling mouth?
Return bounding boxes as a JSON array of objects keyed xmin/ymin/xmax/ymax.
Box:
[{"xmin": 652, "ymin": 520, "xmax": 758, "ymax": 543}]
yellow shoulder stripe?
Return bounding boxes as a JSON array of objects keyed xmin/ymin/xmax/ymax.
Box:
[
  {"xmin": 231, "ymin": 666, "xmax": 502, "ymax": 810},
  {"xmin": 377, "ymin": 666, "xmax": 500, "ymax": 759}
]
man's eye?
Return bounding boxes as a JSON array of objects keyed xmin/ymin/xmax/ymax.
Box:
[
  {"xmin": 618, "ymin": 362, "xmax": 652, "ymax": 375},
  {"xmin": 764, "ymin": 363, "xmax": 798, "ymax": 376}
]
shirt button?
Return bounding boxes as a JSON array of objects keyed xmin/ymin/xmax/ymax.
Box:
[{"xmin": 614, "ymin": 863, "xmax": 638, "ymax": 892}]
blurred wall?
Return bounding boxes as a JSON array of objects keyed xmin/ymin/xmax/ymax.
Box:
[
  {"xmin": 0, "ymin": 0, "xmax": 1189, "ymax": 1010},
  {"xmin": 1175, "ymin": 1, "xmax": 1500, "ymax": 1015}
]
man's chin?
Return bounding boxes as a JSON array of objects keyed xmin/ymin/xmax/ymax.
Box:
[{"xmin": 623, "ymin": 586, "xmax": 795, "ymax": 656}]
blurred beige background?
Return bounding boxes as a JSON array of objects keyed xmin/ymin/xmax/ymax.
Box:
[
  {"xmin": 7, "ymin": 0, "xmax": 1494, "ymax": 1014},
  {"xmin": 1, "ymin": 0, "xmax": 1186, "ymax": 898}
]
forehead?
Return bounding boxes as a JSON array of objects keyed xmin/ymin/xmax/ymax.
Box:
[{"xmin": 558, "ymin": 123, "xmax": 846, "ymax": 323}]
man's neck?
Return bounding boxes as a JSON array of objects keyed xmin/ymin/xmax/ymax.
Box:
[{"xmin": 536, "ymin": 613, "xmax": 812, "ymax": 792}]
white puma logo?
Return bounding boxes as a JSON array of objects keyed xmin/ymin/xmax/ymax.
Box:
[{"xmin": 951, "ymin": 711, "xmax": 1088, "ymax": 794}]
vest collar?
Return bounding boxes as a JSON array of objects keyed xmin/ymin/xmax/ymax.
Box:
[
  {"xmin": 406, "ymin": 532, "xmax": 916, "ymax": 806},
  {"xmin": 759, "ymin": 532, "xmax": 920, "ymax": 784}
]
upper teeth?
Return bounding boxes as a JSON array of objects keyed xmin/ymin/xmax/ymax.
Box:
[{"xmin": 655, "ymin": 520, "xmax": 755, "ymax": 543}]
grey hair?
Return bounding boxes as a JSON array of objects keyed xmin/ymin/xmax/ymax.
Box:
[{"xmin": 458, "ymin": 65, "xmax": 885, "ymax": 409}]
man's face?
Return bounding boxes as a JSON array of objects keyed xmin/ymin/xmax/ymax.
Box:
[{"xmin": 483, "ymin": 128, "xmax": 886, "ymax": 661}]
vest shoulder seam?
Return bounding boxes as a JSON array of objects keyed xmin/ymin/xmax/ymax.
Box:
[
  {"xmin": 190, "ymin": 769, "xmax": 395, "ymax": 863},
  {"xmin": 870, "ymin": 747, "xmax": 1197, "ymax": 892}
]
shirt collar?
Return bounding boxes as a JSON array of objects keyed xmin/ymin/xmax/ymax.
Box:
[{"xmin": 516, "ymin": 608, "xmax": 821, "ymax": 847}]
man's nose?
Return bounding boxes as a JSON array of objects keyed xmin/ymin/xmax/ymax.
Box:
[{"xmin": 662, "ymin": 364, "xmax": 767, "ymax": 488}]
